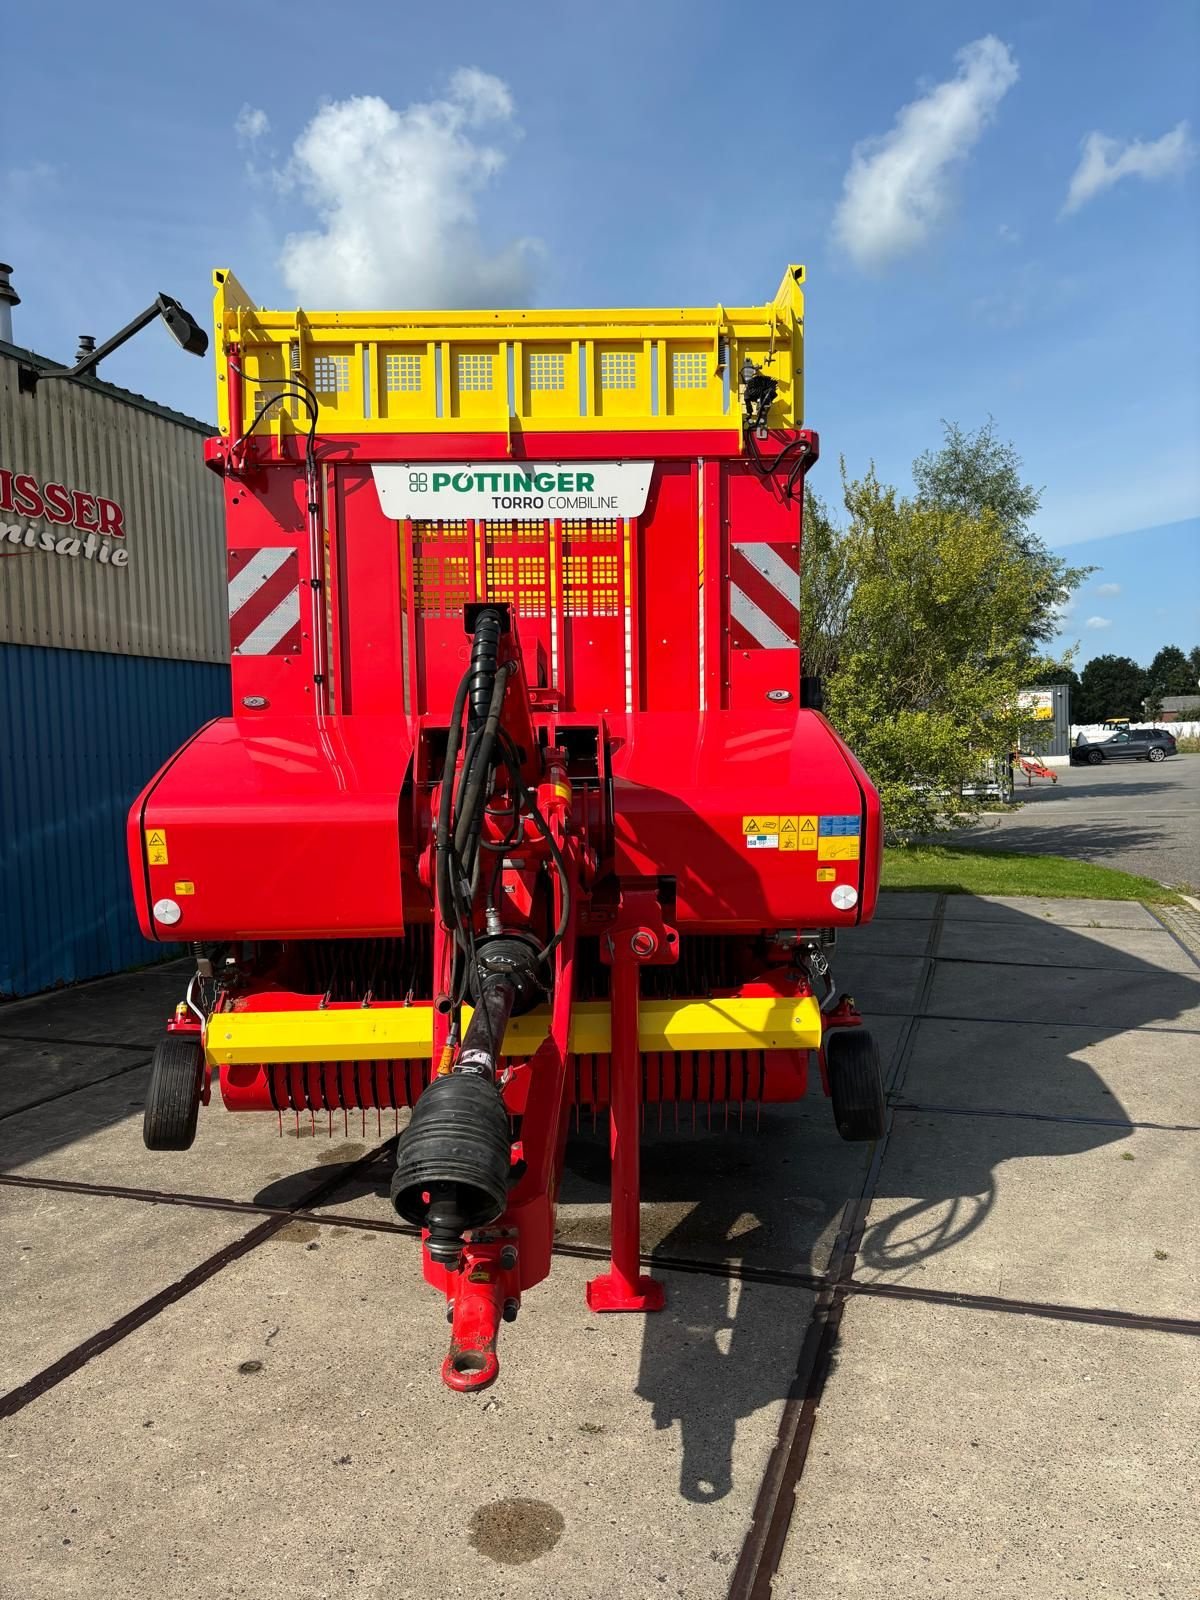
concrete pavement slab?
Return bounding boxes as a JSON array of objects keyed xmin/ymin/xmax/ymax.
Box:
[
  {"xmin": 900, "ymin": 1016, "xmax": 1200, "ymax": 1128},
  {"xmin": 942, "ymin": 895, "xmax": 1163, "ymax": 930},
  {"xmin": 830, "ymin": 952, "xmax": 927, "ymax": 1016},
  {"xmin": 837, "ymin": 919, "xmax": 933, "ymax": 958},
  {"xmin": 0, "ymin": 1225, "xmax": 811, "ymax": 1600},
  {"xmin": 0, "ymin": 1036, "xmax": 149, "ymax": 1118},
  {"xmin": 925, "ymin": 957, "xmax": 1200, "ymax": 1031},
  {"xmin": 938, "ymin": 918, "xmax": 1199, "ymax": 975},
  {"xmin": 872, "ymin": 892, "xmax": 940, "ymax": 920},
  {"xmin": 0, "ymin": 1064, "xmax": 391, "ymax": 1208},
  {"xmin": 0, "ymin": 960, "xmax": 191, "ymax": 1047},
  {"xmin": 858, "ymin": 1112, "xmax": 1198, "ymax": 1318},
  {"xmin": 0, "ymin": 1187, "xmax": 248, "ymax": 1395},
  {"xmin": 774, "ymin": 1296, "xmax": 1199, "ymax": 1600}
]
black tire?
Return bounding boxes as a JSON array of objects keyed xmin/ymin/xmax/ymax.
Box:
[
  {"xmin": 827, "ymin": 1029, "xmax": 886, "ymax": 1142},
  {"xmin": 1086, "ymin": 749, "xmax": 1105, "ymax": 765},
  {"xmin": 1148, "ymin": 745, "xmax": 1166, "ymax": 762},
  {"xmin": 143, "ymin": 1034, "xmax": 204, "ymax": 1150}
]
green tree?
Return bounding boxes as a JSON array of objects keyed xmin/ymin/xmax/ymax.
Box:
[
  {"xmin": 818, "ymin": 470, "xmax": 1052, "ymax": 834},
  {"xmin": 912, "ymin": 420, "xmax": 1092, "ymax": 644},
  {"xmin": 1146, "ymin": 644, "xmax": 1195, "ymax": 697},
  {"xmin": 1188, "ymin": 645, "xmax": 1200, "ymax": 684},
  {"xmin": 799, "ymin": 487, "xmax": 852, "ymax": 682},
  {"xmin": 1074, "ymin": 655, "xmax": 1147, "ymax": 723}
]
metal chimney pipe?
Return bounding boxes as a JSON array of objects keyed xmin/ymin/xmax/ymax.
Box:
[
  {"xmin": 0, "ymin": 263, "xmax": 20, "ymax": 344},
  {"xmin": 76, "ymin": 334, "xmax": 97, "ymax": 365}
]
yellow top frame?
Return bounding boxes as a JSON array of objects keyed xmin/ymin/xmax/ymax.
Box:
[{"xmin": 211, "ymin": 266, "xmax": 805, "ymax": 438}]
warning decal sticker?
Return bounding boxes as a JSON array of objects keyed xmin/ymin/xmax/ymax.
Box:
[
  {"xmin": 742, "ymin": 811, "xmax": 861, "ymax": 858},
  {"xmin": 742, "ymin": 815, "xmax": 780, "ymax": 835},
  {"xmin": 145, "ymin": 828, "xmax": 168, "ymax": 865},
  {"xmin": 817, "ymin": 837, "xmax": 861, "ymax": 862}
]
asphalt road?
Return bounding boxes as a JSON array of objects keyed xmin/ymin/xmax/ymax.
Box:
[{"xmin": 964, "ymin": 754, "xmax": 1200, "ymax": 891}]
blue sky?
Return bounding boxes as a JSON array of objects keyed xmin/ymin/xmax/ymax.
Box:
[{"xmin": 3, "ymin": 0, "xmax": 1197, "ymax": 667}]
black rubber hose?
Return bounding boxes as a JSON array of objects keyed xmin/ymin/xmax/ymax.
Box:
[
  {"xmin": 453, "ymin": 662, "xmax": 512, "ymax": 870},
  {"xmin": 436, "ymin": 671, "xmax": 473, "ymax": 931},
  {"xmin": 467, "ymin": 607, "xmax": 505, "ymax": 735}
]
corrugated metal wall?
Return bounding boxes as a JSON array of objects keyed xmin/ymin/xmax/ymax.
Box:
[
  {"xmin": 0, "ymin": 644, "xmax": 230, "ymax": 997},
  {"xmin": 0, "ymin": 348, "xmax": 226, "ymax": 662}
]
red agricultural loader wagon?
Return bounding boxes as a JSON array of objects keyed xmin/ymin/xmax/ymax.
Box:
[{"xmin": 128, "ymin": 266, "xmax": 883, "ymax": 1390}]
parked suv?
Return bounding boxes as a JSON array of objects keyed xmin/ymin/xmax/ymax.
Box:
[{"xmin": 1070, "ymin": 728, "xmax": 1177, "ymax": 765}]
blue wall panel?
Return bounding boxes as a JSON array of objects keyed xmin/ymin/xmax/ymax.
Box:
[{"xmin": 0, "ymin": 644, "xmax": 230, "ymax": 997}]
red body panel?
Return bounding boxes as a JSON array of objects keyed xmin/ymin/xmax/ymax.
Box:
[
  {"xmin": 609, "ymin": 710, "xmax": 879, "ymax": 929},
  {"xmin": 132, "ymin": 422, "xmax": 880, "ymax": 945},
  {"xmin": 129, "ymin": 716, "xmax": 414, "ymax": 940}
]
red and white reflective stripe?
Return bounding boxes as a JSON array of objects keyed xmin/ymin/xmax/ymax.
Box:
[
  {"xmin": 729, "ymin": 541, "xmax": 799, "ymax": 650},
  {"xmin": 227, "ymin": 548, "xmax": 301, "ymax": 656}
]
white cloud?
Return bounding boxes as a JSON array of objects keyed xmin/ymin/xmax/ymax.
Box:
[
  {"xmin": 235, "ymin": 105, "xmax": 270, "ymax": 142},
  {"xmin": 1095, "ymin": 581, "xmax": 1121, "ymax": 596},
  {"xmin": 1062, "ymin": 121, "xmax": 1195, "ymax": 215},
  {"xmin": 1085, "ymin": 615, "xmax": 1113, "ymax": 630},
  {"xmin": 275, "ymin": 71, "xmax": 537, "ymax": 309},
  {"xmin": 832, "ymin": 36, "xmax": 1018, "ymax": 270}
]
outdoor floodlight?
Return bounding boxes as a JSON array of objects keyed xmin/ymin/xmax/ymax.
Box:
[{"xmin": 18, "ymin": 293, "xmax": 208, "ymax": 394}]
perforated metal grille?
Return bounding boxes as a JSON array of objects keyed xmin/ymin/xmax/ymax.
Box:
[
  {"xmin": 413, "ymin": 553, "xmax": 470, "ymax": 617},
  {"xmin": 313, "ymin": 354, "xmax": 350, "ymax": 393},
  {"xmin": 384, "ymin": 353, "xmax": 422, "ymax": 392},
  {"xmin": 487, "ymin": 519, "xmax": 546, "ymax": 543},
  {"xmin": 413, "ymin": 519, "xmax": 469, "ymax": 540},
  {"xmin": 599, "ymin": 350, "xmax": 637, "ymax": 390},
  {"xmin": 484, "ymin": 551, "xmax": 548, "ymax": 616},
  {"xmin": 672, "ymin": 350, "xmax": 708, "ymax": 389},
  {"xmin": 563, "ymin": 550, "xmax": 620, "ymax": 616},
  {"xmin": 457, "ymin": 352, "xmax": 494, "ymax": 391},
  {"xmin": 528, "ymin": 351, "xmax": 565, "ymax": 391},
  {"xmin": 562, "ymin": 518, "xmax": 619, "ymax": 541}
]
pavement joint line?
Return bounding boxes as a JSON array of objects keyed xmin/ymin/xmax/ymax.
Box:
[
  {"xmin": 0, "ymin": 1135, "xmax": 399, "ymax": 1421},
  {"xmin": 5, "ymin": 1112, "xmax": 1194, "ymax": 1341},
  {"xmin": 727, "ymin": 896, "xmax": 947, "ymax": 1600},
  {"xmin": 0, "ymin": 1033, "xmax": 155, "ymax": 1052},
  {"xmin": 917, "ymin": 911, "xmax": 1181, "ymax": 927},
  {"xmin": 891, "ymin": 1101, "xmax": 1200, "ymax": 1134},
  {"xmin": 857, "ymin": 1009, "xmax": 1200, "ymax": 1034},
  {"xmin": 0, "ymin": 1057, "xmax": 152, "ymax": 1124},
  {"xmin": 841, "ymin": 1277, "xmax": 1200, "ymax": 1337},
  {"xmin": 878, "ymin": 951, "xmax": 1198, "ymax": 979}
]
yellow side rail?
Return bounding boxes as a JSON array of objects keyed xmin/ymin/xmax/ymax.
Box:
[
  {"xmin": 212, "ymin": 265, "xmax": 805, "ymax": 439},
  {"xmin": 205, "ymin": 995, "xmax": 822, "ymax": 1067}
]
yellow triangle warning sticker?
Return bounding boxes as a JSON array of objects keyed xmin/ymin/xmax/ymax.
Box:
[
  {"xmin": 780, "ymin": 817, "xmax": 797, "ymax": 832},
  {"xmin": 147, "ymin": 831, "xmax": 165, "ymax": 846},
  {"xmin": 799, "ymin": 818, "xmax": 816, "ymax": 832}
]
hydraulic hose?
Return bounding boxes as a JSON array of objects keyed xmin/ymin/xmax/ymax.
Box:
[
  {"xmin": 435, "ymin": 669, "xmax": 473, "ymax": 934},
  {"xmin": 454, "ymin": 662, "xmax": 512, "ymax": 873},
  {"xmin": 467, "ymin": 607, "xmax": 504, "ymax": 736}
]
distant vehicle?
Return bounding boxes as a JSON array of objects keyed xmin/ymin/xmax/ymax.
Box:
[{"xmin": 1070, "ymin": 728, "xmax": 1177, "ymax": 765}]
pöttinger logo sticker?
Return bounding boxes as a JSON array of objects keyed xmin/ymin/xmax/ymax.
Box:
[{"xmin": 372, "ymin": 462, "xmax": 654, "ymax": 520}]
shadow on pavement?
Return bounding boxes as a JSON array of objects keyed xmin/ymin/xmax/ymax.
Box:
[
  {"xmin": 2, "ymin": 899, "xmax": 1197, "ymax": 1511},
  {"xmin": 951, "ymin": 820, "xmax": 1170, "ymax": 860}
]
